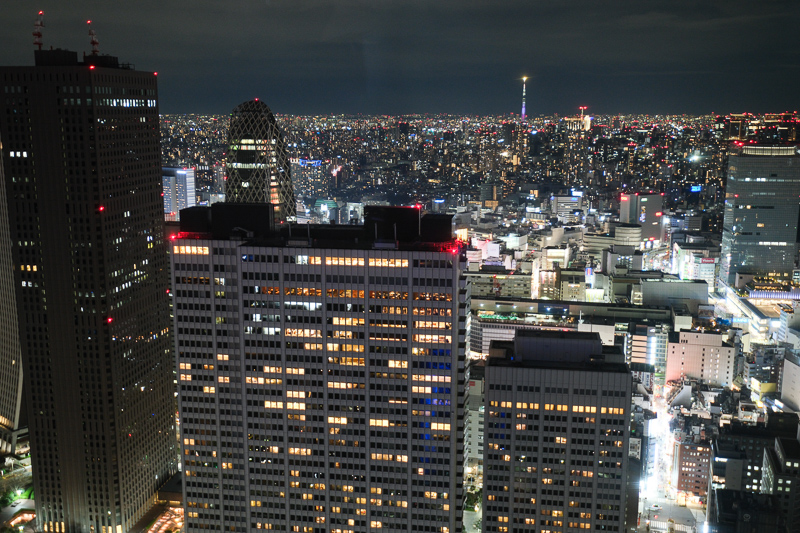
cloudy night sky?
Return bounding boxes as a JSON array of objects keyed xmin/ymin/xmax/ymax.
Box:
[{"xmin": 2, "ymin": 0, "xmax": 799, "ymax": 116}]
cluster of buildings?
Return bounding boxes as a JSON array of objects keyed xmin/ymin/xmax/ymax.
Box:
[{"xmin": 5, "ymin": 27, "xmax": 800, "ymax": 533}]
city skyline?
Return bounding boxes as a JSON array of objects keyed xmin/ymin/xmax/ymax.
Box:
[
  {"xmin": 1, "ymin": 1, "xmax": 799, "ymax": 116},
  {"xmin": 4, "ymin": 8, "xmax": 800, "ymax": 532}
]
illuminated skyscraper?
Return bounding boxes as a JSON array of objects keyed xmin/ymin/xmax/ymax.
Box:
[
  {"xmin": 482, "ymin": 331, "xmax": 632, "ymax": 533},
  {"xmin": 225, "ymin": 99, "xmax": 296, "ymax": 222},
  {"xmin": 172, "ymin": 204, "xmax": 466, "ymax": 533},
  {"xmin": 720, "ymin": 145, "xmax": 800, "ymax": 287},
  {"xmin": 162, "ymin": 166, "xmax": 197, "ymax": 219},
  {"xmin": 0, "ymin": 48, "xmax": 177, "ymax": 533}
]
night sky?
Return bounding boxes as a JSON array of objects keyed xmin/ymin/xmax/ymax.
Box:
[{"xmin": 2, "ymin": 1, "xmax": 799, "ymax": 116}]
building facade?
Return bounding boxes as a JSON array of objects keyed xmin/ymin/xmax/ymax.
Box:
[
  {"xmin": 665, "ymin": 331, "xmax": 737, "ymax": 387},
  {"xmin": 0, "ymin": 49, "xmax": 177, "ymax": 532},
  {"xmin": 172, "ymin": 205, "xmax": 466, "ymax": 533},
  {"xmin": 761, "ymin": 436, "xmax": 800, "ymax": 526},
  {"xmin": 225, "ymin": 99, "xmax": 296, "ymax": 222},
  {"xmin": 0, "ymin": 138, "xmax": 25, "ymax": 455},
  {"xmin": 163, "ymin": 166, "xmax": 196, "ymax": 218},
  {"xmin": 482, "ymin": 331, "xmax": 631, "ymax": 533},
  {"xmin": 671, "ymin": 241, "xmax": 720, "ymax": 292},
  {"xmin": 290, "ymin": 158, "xmax": 330, "ymax": 199},
  {"xmin": 720, "ymin": 145, "xmax": 800, "ymax": 287},
  {"xmin": 619, "ymin": 193, "xmax": 664, "ymax": 246},
  {"xmin": 671, "ymin": 436, "xmax": 711, "ymax": 498}
]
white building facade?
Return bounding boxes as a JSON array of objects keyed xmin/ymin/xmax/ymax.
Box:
[{"xmin": 172, "ymin": 205, "xmax": 467, "ymax": 533}]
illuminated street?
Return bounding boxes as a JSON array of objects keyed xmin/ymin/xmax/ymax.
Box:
[{"xmin": 636, "ymin": 395, "xmax": 706, "ymax": 533}]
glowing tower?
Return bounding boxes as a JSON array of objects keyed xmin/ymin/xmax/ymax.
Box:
[{"xmin": 521, "ymin": 76, "xmax": 527, "ymax": 120}]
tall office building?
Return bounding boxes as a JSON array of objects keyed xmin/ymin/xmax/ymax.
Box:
[
  {"xmin": 0, "ymin": 48, "xmax": 177, "ymax": 532},
  {"xmin": 163, "ymin": 166, "xmax": 197, "ymax": 218},
  {"xmin": 619, "ymin": 192, "xmax": 664, "ymax": 246},
  {"xmin": 172, "ymin": 204, "xmax": 466, "ymax": 533},
  {"xmin": 0, "ymin": 138, "xmax": 25, "ymax": 455},
  {"xmin": 720, "ymin": 145, "xmax": 800, "ymax": 287},
  {"xmin": 225, "ymin": 99, "xmax": 296, "ymax": 222},
  {"xmin": 482, "ymin": 331, "xmax": 631, "ymax": 533}
]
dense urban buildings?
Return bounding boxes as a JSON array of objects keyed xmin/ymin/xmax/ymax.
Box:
[
  {"xmin": 225, "ymin": 100, "xmax": 297, "ymax": 222},
  {"xmin": 172, "ymin": 204, "xmax": 466, "ymax": 533},
  {"xmin": 0, "ymin": 48, "xmax": 177, "ymax": 532},
  {"xmin": 5, "ymin": 28, "xmax": 800, "ymax": 532}
]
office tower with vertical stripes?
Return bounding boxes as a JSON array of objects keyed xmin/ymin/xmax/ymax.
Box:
[
  {"xmin": 0, "ymin": 47, "xmax": 177, "ymax": 533},
  {"xmin": 172, "ymin": 204, "xmax": 466, "ymax": 533}
]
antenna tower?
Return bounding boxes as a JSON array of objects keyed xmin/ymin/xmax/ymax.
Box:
[
  {"xmin": 88, "ymin": 20, "xmax": 99, "ymax": 55},
  {"xmin": 521, "ymin": 77, "xmax": 527, "ymax": 121},
  {"xmin": 33, "ymin": 11, "xmax": 44, "ymax": 50}
]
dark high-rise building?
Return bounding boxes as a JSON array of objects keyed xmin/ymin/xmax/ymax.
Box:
[
  {"xmin": 720, "ymin": 145, "xmax": 800, "ymax": 287},
  {"xmin": 619, "ymin": 192, "xmax": 665, "ymax": 246},
  {"xmin": 0, "ymin": 48, "xmax": 177, "ymax": 533},
  {"xmin": 171, "ymin": 204, "xmax": 466, "ymax": 533},
  {"xmin": 0, "ymin": 137, "xmax": 26, "ymax": 455},
  {"xmin": 225, "ymin": 99, "xmax": 296, "ymax": 222}
]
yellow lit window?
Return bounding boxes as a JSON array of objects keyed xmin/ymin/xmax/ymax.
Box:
[
  {"xmin": 326, "ymin": 257, "xmax": 365, "ymax": 266},
  {"xmin": 368, "ymin": 258, "xmax": 408, "ymax": 267}
]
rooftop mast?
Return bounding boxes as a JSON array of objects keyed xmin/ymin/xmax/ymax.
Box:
[
  {"xmin": 32, "ymin": 11, "xmax": 44, "ymax": 51},
  {"xmin": 87, "ymin": 20, "xmax": 99, "ymax": 55}
]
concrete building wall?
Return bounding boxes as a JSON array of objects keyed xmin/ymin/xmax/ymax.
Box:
[{"xmin": 666, "ymin": 332, "xmax": 736, "ymax": 387}]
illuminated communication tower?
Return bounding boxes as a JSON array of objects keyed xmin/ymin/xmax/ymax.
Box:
[{"xmin": 521, "ymin": 76, "xmax": 527, "ymax": 121}]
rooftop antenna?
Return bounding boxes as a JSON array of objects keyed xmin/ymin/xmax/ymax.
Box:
[
  {"xmin": 87, "ymin": 20, "xmax": 99, "ymax": 55},
  {"xmin": 33, "ymin": 11, "xmax": 44, "ymax": 51}
]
